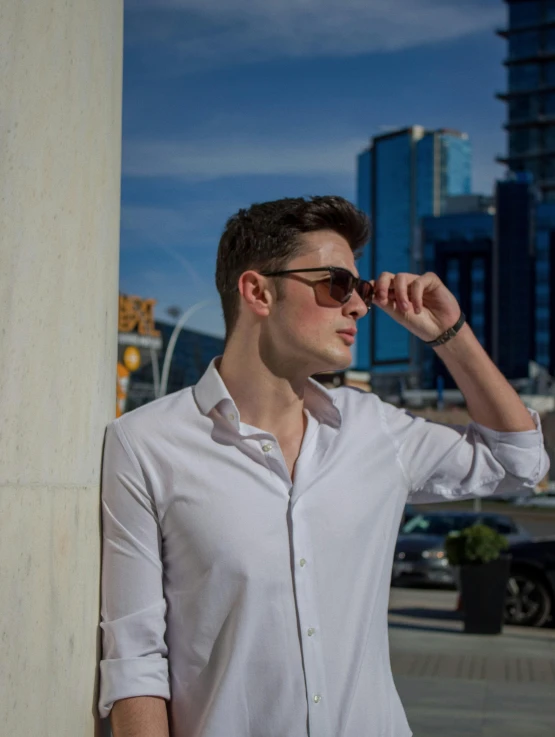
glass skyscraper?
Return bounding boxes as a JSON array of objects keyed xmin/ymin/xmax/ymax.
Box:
[
  {"xmin": 422, "ymin": 176, "xmax": 555, "ymax": 385},
  {"xmin": 497, "ymin": 0, "xmax": 555, "ymax": 199},
  {"xmin": 125, "ymin": 324, "xmax": 225, "ymax": 412},
  {"xmin": 355, "ymin": 127, "xmax": 471, "ymax": 384},
  {"xmin": 421, "ymin": 211, "xmax": 494, "ymax": 388},
  {"xmin": 534, "ymin": 201, "xmax": 555, "ymax": 371}
]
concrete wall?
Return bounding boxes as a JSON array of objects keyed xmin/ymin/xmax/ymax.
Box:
[{"xmin": 0, "ymin": 2, "xmax": 123, "ymax": 734}]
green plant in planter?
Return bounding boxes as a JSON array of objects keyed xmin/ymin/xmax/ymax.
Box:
[{"xmin": 445, "ymin": 524, "xmax": 509, "ymax": 567}]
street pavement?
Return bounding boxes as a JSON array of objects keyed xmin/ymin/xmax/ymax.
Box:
[{"xmin": 389, "ymin": 587, "xmax": 555, "ymax": 737}]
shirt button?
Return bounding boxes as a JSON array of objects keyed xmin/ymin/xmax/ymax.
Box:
[
  {"xmin": 299, "ymin": 558, "xmax": 307, "ymax": 567},
  {"xmin": 227, "ymin": 413, "xmax": 235, "ymax": 422},
  {"xmin": 313, "ymin": 694, "xmax": 322, "ymax": 704},
  {"xmin": 307, "ymin": 627, "xmax": 316, "ymax": 637},
  {"xmin": 262, "ymin": 443, "xmax": 273, "ymax": 452}
]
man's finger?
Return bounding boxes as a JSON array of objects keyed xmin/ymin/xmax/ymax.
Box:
[
  {"xmin": 409, "ymin": 278, "xmax": 424, "ymax": 314},
  {"xmin": 394, "ymin": 273, "xmax": 411, "ymax": 312},
  {"xmin": 374, "ymin": 272, "xmax": 395, "ymax": 305}
]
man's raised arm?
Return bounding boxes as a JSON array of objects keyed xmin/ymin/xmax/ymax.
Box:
[{"xmin": 371, "ymin": 270, "xmax": 536, "ymax": 432}]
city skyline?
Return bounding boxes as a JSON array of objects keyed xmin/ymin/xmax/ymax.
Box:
[{"xmin": 122, "ymin": 0, "xmax": 507, "ymax": 338}]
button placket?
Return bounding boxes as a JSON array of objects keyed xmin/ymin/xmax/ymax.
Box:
[{"xmin": 291, "ymin": 502, "xmax": 330, "ymax": 737}]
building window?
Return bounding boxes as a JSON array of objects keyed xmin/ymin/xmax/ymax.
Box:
[
  {"xmin": 510, "ymin": 130, "xmax": 526, "ymax": 154},
  {"xmin": 510, "ymin": 64, "xmax": 540, "ymax": 91},
  {"xmin": 471, "ymin": 258, "xmax": 486, "ymax": 347},
  {"xmin": 510, "ymin": 2, "xmax": 540, "ymax": 29},
  {"xmin": 546, "ymin": 26, "xmax": 555, "ymax": 53},
  {"xmin": 509, "ymin": 95, "xmax": 533, "ymax": 121},
  {"xmin": 509, "ymin": 30, "xmax": 539, "ymax": 59},
  {"xmin": 546, "ymin": 61, "xmax": 555, "ymax": 86},
  {"xmin": 445, "ymin": 258, "xmax": 460, "ymax": 302},
  {"xmin": 545, "ymin": 126, "xmax": 555, "ymax": 150},
  {"xmin": 543, "ymin": 157, "xmax": 555, "ymax": 179},
  {"xmin": 520, "ymin": 157, "xmax": 541, "ymax": 179},
  {"xmin": 510, "ymin": 128, "xmax": 540, "ymax": 154},
  {"xmin": 544, "ymin": 92, "xmax": 555, "ymax": 116},
  {"xmin": 537, "ymin": 259, "xmax": 551, "ymax": 276}
]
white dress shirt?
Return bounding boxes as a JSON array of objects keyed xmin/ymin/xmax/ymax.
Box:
[{"xmin": 99, "ymin": 358, "xmax": 549, "ymax": 737}]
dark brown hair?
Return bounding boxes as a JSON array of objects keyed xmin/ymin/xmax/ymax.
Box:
[{"xmin": 215, "ymin": 195, "xmax": 370, "ymax": 336}]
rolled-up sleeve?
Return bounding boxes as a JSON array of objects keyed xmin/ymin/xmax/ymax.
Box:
[
  {"xmin": 98, "ymin": 421, "xmax": 170, "ymax": 719},
  {"xmin": 380, "ymin": 402, "xmax": 550, "ymax": 504}
]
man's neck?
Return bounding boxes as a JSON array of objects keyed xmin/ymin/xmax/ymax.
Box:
[{"xmin": 218, "ymin": 342, "xmax": 308, "ymax": 441}]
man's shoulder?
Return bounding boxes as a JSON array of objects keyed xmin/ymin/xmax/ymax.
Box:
[{"xmin": 327, "ymin": 385, "xmax": 383, "ymax": 420}]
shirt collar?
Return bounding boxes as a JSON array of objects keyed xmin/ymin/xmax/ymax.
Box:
[{"xmin": 194, "ymin": 357, "xmax": 342, "ymax": 431}]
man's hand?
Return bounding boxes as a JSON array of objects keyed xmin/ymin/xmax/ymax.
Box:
[
  {"xmin": 370, "ymin": 271, "xmax": 536, "ymax": 432},
  {"xmin": 371, "ymin": 271, "xmax": 461, "ymax": 342}
]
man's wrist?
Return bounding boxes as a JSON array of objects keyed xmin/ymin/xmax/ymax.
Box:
[{"xmin": 425, "ymin": 312, "xmax": 466, "ymax": 348}]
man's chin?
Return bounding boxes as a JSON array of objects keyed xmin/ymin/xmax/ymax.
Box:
[{"xmin": 311, "ymin": 348, "xmax": 352, "ymax": 376}]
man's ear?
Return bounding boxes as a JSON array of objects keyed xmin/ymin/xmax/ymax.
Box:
[{"xmin": 238, "ymin": 270, "xmax": 273, "ymax": 319}]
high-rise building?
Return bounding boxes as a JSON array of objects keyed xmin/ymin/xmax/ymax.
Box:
[
  {"xmin": 355, "ymin": 126, "xmax": 471, "ymax": 386},
  {"xmin": 125, "ymin": 323, "xmax": 225, "ymax": 412},
  {"xmin": 497, "ymin": 0, "xmax": 555, "ymax": 199},
  {"xmin": 421, "ymin": 207, "xmax": 494, "ymax": 388},
  {"xmin": 493, "ymin": 177, "xmax": 537, "ymax": 378},
  {"xmin": 535, "ymin": 200, "xmax": 555, "ymax": 372},
  {"xmin": 422, "ymin": 175, "xmax": 555, "ymax": 388}
]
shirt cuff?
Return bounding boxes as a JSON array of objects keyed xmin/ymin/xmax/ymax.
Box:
[
  {"xmin": 472, "ymin": 408, "xmax": 543, "ymax": 449},
  {"xmin": 98, "ymin": 655, "xmax": 170, "ymax": 719},
  {"xmin": 472, "ymin": 409, "xmax": 549, "ymax": 485}
]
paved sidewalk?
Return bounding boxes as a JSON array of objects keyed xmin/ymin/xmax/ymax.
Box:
[{"xmin": 388, "ymin": 587, "xmax": 555, "ymax": 737}]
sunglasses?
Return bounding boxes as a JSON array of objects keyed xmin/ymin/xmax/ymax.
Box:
[{"xmin": 260, "ymin": 266, "xmax": 374, "ymax": 310}]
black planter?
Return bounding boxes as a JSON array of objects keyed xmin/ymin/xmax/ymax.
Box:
[{"xmin": 459, "ymin": 556, "xmax": 511, "ymax": 635}]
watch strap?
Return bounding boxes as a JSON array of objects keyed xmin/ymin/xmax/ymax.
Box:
[{"xmin": 425, "ymin": 312, "xmax": 466, "ymax": 348}]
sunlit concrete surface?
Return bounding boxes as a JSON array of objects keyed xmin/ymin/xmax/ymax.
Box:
[
  {"xmin": 389, "ymin": 587, "xmax": 555, "ymax": 737},
  {"xmin": 0, "ymin": 1, "xmax": 123, "ymax": 733}
]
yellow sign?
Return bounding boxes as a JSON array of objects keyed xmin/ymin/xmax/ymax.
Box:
[
  {"xmin": 123, "ymin": 346, "xmax": 141, "ymax": 372},
  {"xmin": 118, "ymin": 295, "xmax": 161, "ymax": 337}
]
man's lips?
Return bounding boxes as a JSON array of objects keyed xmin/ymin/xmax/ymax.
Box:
[{"xmin": 337, "ymin": 328, "xmax": 357, "ymax": 345}]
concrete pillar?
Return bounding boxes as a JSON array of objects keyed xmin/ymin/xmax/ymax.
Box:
[{"xmin": 0, "ymin": 2, "xmax": 123, "ymax": 734}]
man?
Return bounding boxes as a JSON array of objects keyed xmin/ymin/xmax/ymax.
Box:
[{"xmin": 99, "ymin": 196, "xmax": 549, "ymax": 737}]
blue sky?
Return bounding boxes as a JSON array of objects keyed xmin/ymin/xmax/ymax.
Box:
[{"xmin": 121, "ymin": 0, "xmax": 508, "ymax": 338}]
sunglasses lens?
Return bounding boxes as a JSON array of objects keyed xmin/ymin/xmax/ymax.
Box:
[
  {"xmin": 356, "ymin": 282, "xmax": 373, "ymax": 308},
  {"xmin": 329, "ymin": 270, "xmax": 353, "ymax": 304}
]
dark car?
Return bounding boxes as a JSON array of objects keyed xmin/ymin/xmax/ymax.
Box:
[
  {"xmin": 505, "ymin": 537, "xmax": 555, "ymax": 627},
  {"xmin": 392, "ymin": 510, "xmax": 529, "ymax": 587}
]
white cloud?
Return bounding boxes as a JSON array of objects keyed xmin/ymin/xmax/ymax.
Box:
[
  {"xmin": 126, "ymin": 0, "xmax": 504, "ymax": 68},
  {"xmin": 123, "ymin": 136, "xmax": 367, "ymax": 180}
]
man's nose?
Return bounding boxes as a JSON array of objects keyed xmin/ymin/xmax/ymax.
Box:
[{"xmin": 344, "ymin": 289, "xmax": 368, "ymax": 320}]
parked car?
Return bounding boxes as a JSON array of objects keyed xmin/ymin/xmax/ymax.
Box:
[
  {"xmin": 513, "ymin": 491, "xmax": 555, "ymax": 508},
  {"xmin": 392, "ymin": 511, "xmax": 529, "ymax": 587},
  {"xmin": 401, "ymin": 504, "xmax": 416, "ymax": 527},
  {"xmin": 505, "ymin": 537, "xmax": 555, "ymax": 627}
]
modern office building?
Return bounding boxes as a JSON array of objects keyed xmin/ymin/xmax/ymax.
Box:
[
  {"xmin": 421, "ymin": 175, "xmax": 555, "ymax": 388},
  {"xmin": 535, "ymin": 200, "xmax": 555, "ymax": 372},
  {"xmin": 356, "ymin": 126, "xmax": 471, "ymax": 387},
  {"xmin": 421, "ymin": 207, "xmax": 494, "ymax": 388},
  {"xmin": 125, "ymin": 323, "xmax": 225, "ymax": 412},
  {"xmin": 494, "ymin": 176, "xmax": 538, "ymax": 379},
  {"xmin": 497, "ymin": 0, "xmax": 555, "ymax": 199}
]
